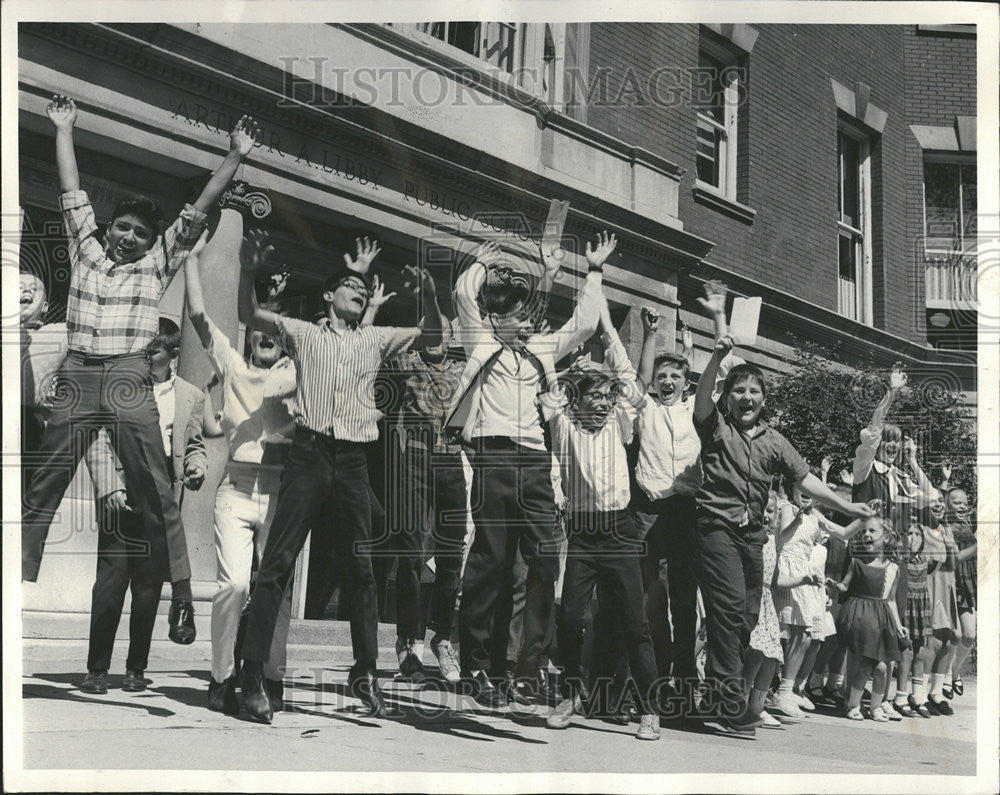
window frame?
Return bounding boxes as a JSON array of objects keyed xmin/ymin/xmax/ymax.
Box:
[
  {"xmin": 922, "ymin": 152, "xmax": 977, "ymax": 256},
  {"xmin": 836, "ymin": 124, "xmax": 874, "ymax": 325},
  {"xmin": 694, "ymin": 39, "xmax": 742, "ymax": 201}
]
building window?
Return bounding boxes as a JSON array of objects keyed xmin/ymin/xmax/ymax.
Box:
[
  {"xmin": 923, "ymin": 156, "xmax": 977, "ymax": 308},
  {"xmin": 924, "ymin": 158, "xmax": 977, "ymax": 252},
  {"xmin": 837, "ymin": 127, "xmax": 873, "ymax": 324},
  {"xmin": 694, "ymin": 47, "xmax": 741, "ymax": 199},
  {"xmin": 416, "ymin": 22, "xmax": 517, "ymax": 73}
]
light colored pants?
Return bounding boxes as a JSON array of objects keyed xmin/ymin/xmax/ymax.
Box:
[{"xmin": 211, "ymin": 468, "xmax": 291, "ymax": 682}]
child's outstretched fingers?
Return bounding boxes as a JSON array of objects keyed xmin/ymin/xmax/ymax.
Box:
[
  {"xmin": 46, "ymin": 94, "xmax": 78, "ymax": 128},
  {"xmin": 889, "ymin": 362, "xmax": 907, "ymax": 390},
  {"xmin": 640, "ymin": 306, "xmax": 659, "ymax": 333}
]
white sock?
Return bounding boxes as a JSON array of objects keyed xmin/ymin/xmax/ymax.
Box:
[
  {"xmin": 777, "ymin": 678, "xmax": 795, "ymax": 697},
  {"xmin": 912, "ymin": 676, "xmax": 928, "ymax": 703},
  {"xmin": 929, "ymin": 672, "xmax": 945, "ymax": 700}
]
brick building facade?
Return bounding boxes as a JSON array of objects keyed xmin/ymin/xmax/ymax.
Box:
[{"xmin": 16, "ymin": 21, "xmax": 977, "ymax": 613}]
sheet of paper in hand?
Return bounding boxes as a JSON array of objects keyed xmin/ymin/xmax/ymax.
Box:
[{"xmin": 728, "ymin": 296, "xmax": 762, "ymax": 346}]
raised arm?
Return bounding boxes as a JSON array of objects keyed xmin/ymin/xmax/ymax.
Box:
[
  {"xmin": 403, "ymin": 264, "xmax": 445, "ymax": 351},
  {"xmin": 693, "ymin": 280, "xmax": 731, "ymax": 423},
  {"xmin": 854, "ymin": 364, "xmax": 906, "ymax": 482},
  {"xmin": 637, "ymin": 307, "xmax": 659, "ymax": 391},
  {"xmin": 360, "ymin": 274, "xmax": 396, "ymax": 327},
  {"xmin": 453, "ymin": 242, "xmax": 502, "ymax": 350},
  {"xmin": 237, "ymin": 229, "xmax": 282, "ymax": 335},
  {"xmin": 902, "ymin": 435, "xmax": 941, "ymax": 507},
  {"xmin": 191, "ymin": 115, "xmax": 259, "ymax": 215},
  {"xmin": 47, "ymin": 95, "xmax": 80, "ymax": 193},
  {"xmin": 817, "ymin": 512, "xmax": 866, "ymax": 544},
  {"xmin": 544, "ymin": 232, "xmax": 616, "ymax": 360},
  {"xmin": 797, "ymin": 472, "xmax": 873, "ymax": 520},
  {"xmin": 183, "ymin": 230, "xmax": 214, "ymax": 350}
]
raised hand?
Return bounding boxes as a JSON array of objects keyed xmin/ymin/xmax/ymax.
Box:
[
  {"xmin": 585, "ymin": 231, "xmax": 617, "ymax": 271},
  {"xmin": 902, "ymin": 435, "xmax": 918, "ymax": 461},
  {"xmin": 46, "ymin": 94, "xmax": 78, "ymax": 129},
  {"xmin": 267, "ymin": 270, "xmax": 290, "ymax": 299},
  {"xmin": 477, "ymin": 241, "xmax": 504, "ymax": 268},
  {"xmin": 821, "ymin": 455, "xmax": 833, "ymax": 478},
  {"xmin": 888, "ymin": 362, "xmax": 907, "ymax": 391},
  {"xmin": 697, "ymin": 280, "xmax": 728, "ymax": 316},
  {"xmin": 940, "ymin": 462, "xmax": 953, "ymax": 482},
  {"xmin": 344, "ymin": 236, "xmax": 381, "ymax": 275},
  {"xmin": 641, "ymin": 307, "xmax": 659, "ymax": 335},
  {"xmin": 367, "ymin": 274, "xmax": 397, "ymax": 311},
  {"xmin": 680, "ymin": 320, "xmax": 693, "ymax": 352},
  {"xmin": 849, "ymin": 502, "xmax": 875, "ymax": 520},
  {"xmin": 231, "ymin": 115, "xmax": 260, "ymax": 158},
  {"xmin": 402, "ymin": 264, "xmax": 435, "ymax": 297},
  {"xmin": 839, "ymin": 468, "xmax": 854, "ymax": 487},
  {"xmin": 240, "ymin": 228, "xmax": 273, "ymax": 273},
  {"xmin": 714, "ymin": 334, "xmax": 734, "ymax": 358}
]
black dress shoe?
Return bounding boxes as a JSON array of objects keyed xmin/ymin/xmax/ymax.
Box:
[
  {"xmin": 122, "ymin": 669, "xmax": 147, "ymax": 692},
  {"xmin": 349, "ymin": 663, "xmax": 389, "ymax": 718},
  {"xmin": 168, "ymin": 599, "xmax": 196, "ymax": 645},
  {"xmin": 80, "ymin": 670, "xmax": 109, "ymax": 694},
  {"xmin": 241, "ymin": 661, "xmax": 273, "ymax": 724},
  {"xmin": 208, "ymin": 677, "xmax": 240, "ymax": 715},
  {"xmin": 266, "ymin": 677, "xmax": 285, "ymax": 712},
  {"xmin": 930, "ymin": 696, "xmax": 954, "ymax": 716},
  {"xmin": 504, "ymin": 672, "xmax": 534, "ymax": 706},
  {"xmin": 468, "ymin": 670, "xmax": 507, "ymax": 708}
]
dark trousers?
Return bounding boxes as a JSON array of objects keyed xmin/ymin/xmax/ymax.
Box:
[
  {"xmin": 644, "ymin": 494, "xmax": 699, "ymax": 690},
  {"xmin": 384, "ymin": 441, "xmax": 467, "ymax": 642},
  {"xmin": 459, "ymin": 440, "xmax": 557, "ymax": 677},
  {"xmin": 22, "ymin": 352, "xmax": 181, "ymax": 583},
  {"xmin": 558, "ymin": 510, "xmax": 657, "ymax": 714},
  {"xmin": 243, "ymin": 429, "xmax": 377, "ymax": 664},
  {"xmin": 695, "ymin": 516, "xmax": 764, "ymax": 716},
  {"xmin": 87, "ymin": 503, "xmax": 164, "ymax": 673}
]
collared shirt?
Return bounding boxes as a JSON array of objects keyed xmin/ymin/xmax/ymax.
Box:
[
  {"xmin": 21, "ymin": 322, "xmax": 68, "ymax": 407},
  {"xmin": 549, "ymin": 332, "xmax": 639, "ymax": 512},
  {"xmin": 391, "ymin": 346, "xmax": 467, "ymax": 453},
  {"xmin": 152, "ymin": 375, "xmax": 176, "ymax": 457},
  {"xmin": 694, "ymin": 405, "xmax": 809, "ymax": 529},
  {"xmin": 59, "ymin": 190, "xmax": 206, "ymax": 355},
  {"xmin": 852, "ymin": 425, "xmax": 940, "ymax": 512},
  {"xmin": 473, "ymin": 347, "xmax": 551, "ymax": 450},
  {"xmin": 635, "ymin": 395, "xmax": 702, "ymax": 501},
  {"xmin": 275, "ymin": 316, "xmax": 420, "ymax": 442},
  {"xmin": 205, "ymin": 318, "xmax": 297, "ymax": 465}
]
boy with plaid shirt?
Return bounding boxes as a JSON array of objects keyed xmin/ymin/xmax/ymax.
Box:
[{"xmin": 22, "ymin": 95, "xmax": 257, "ymax": 644}]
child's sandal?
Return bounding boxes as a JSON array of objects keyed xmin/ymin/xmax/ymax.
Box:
[
  {"xmin": 881, "ymin": 701, "xmax": 903, "ymax": 721},
  {"xmin": 870, "ymin": 706, "xmax": 889, "ymax": 722},
  {"xmin": 845, "ymin": 706, "xmax": 864, "ymax": 721},
  {"xmin": 891, "ymin": 700, "xmax": 915, "ymax": 718},
  {"xmin": 952, "ymin": 677, "xmax": 964, "ymax": 697}
]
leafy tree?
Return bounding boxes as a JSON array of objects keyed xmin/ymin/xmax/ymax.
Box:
[{"xmin": 765, "ymin": 343, "xmax": 977, "ymax": 503}]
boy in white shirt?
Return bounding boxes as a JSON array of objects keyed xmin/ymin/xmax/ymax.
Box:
[
  {"xmin": 544, "ymin": 295, "xmax": 660, "ymax": 740},
  {"xmin": 446, "ymin": 231, "xmax": 615, "ymax": 707},
  {"xmin": 184, "ymin": 230, "xmax": 297, "ymax": 715},
  {"xmin": 631, "ymin": 308, "xmax": 703, "ymax": 713}
]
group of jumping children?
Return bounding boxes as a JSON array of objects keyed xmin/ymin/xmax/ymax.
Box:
[{"xmin": 20, "ymin": 96, "xmax": 977, "ymax": 742}]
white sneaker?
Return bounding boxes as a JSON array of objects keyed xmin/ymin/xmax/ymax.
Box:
[
  {"xmin": 546, "ymin": 695, "xmax": 582, "ymax": 729},
  {"xmin": 636, "ymin": 714, "xmax": 660, "ymax": 740},
  {"xmin": 759, "ymin": 710, "xmax": 783, "ymax": 729},
  {"xmin": 430, "ymin": 636, "xmax": 461, "ymax": 683},
  {"xmin": 770, "ymin": 691, "xmax": 804, "ymax": 719},
  {"xmin": 794, "ymin": 690, "xmax": 816, "ymax": 711}
]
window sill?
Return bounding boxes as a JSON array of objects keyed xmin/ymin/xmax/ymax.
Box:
[{"xmin": 692, "ymin": 181, "xmax": 757, "ymax": 224}]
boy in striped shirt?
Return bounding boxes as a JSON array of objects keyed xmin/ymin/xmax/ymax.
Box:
[{"xmin": 236, "ymin": 233, "xmax": 443, "ymax": 723}]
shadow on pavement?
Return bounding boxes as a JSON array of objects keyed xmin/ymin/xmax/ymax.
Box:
[{"xmin": 23, "ymin": 674, "xmax": 177, "ymax": 718}]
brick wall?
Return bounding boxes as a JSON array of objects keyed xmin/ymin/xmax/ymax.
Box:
[
  {"xmin": 581, "ymin": 23, "xmax": 961, "ymax": 346},
  {"xmin": 902, "ymin": 26, "xmax": 977, "ymax": 343}
]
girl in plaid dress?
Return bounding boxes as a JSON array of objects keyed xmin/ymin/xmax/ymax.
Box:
[{"xmin": 892, "ymin": 521, "xmax": 933, "ymax": 717}]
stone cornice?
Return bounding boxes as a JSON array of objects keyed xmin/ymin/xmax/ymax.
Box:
[{"xmin": 21, "ymin": 21, "xmax": 711, "ymax": 268}]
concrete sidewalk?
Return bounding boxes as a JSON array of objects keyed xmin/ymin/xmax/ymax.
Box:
[{"xmin": 16, "ymin": 611, "xmax": 978, "ymax": 779}]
